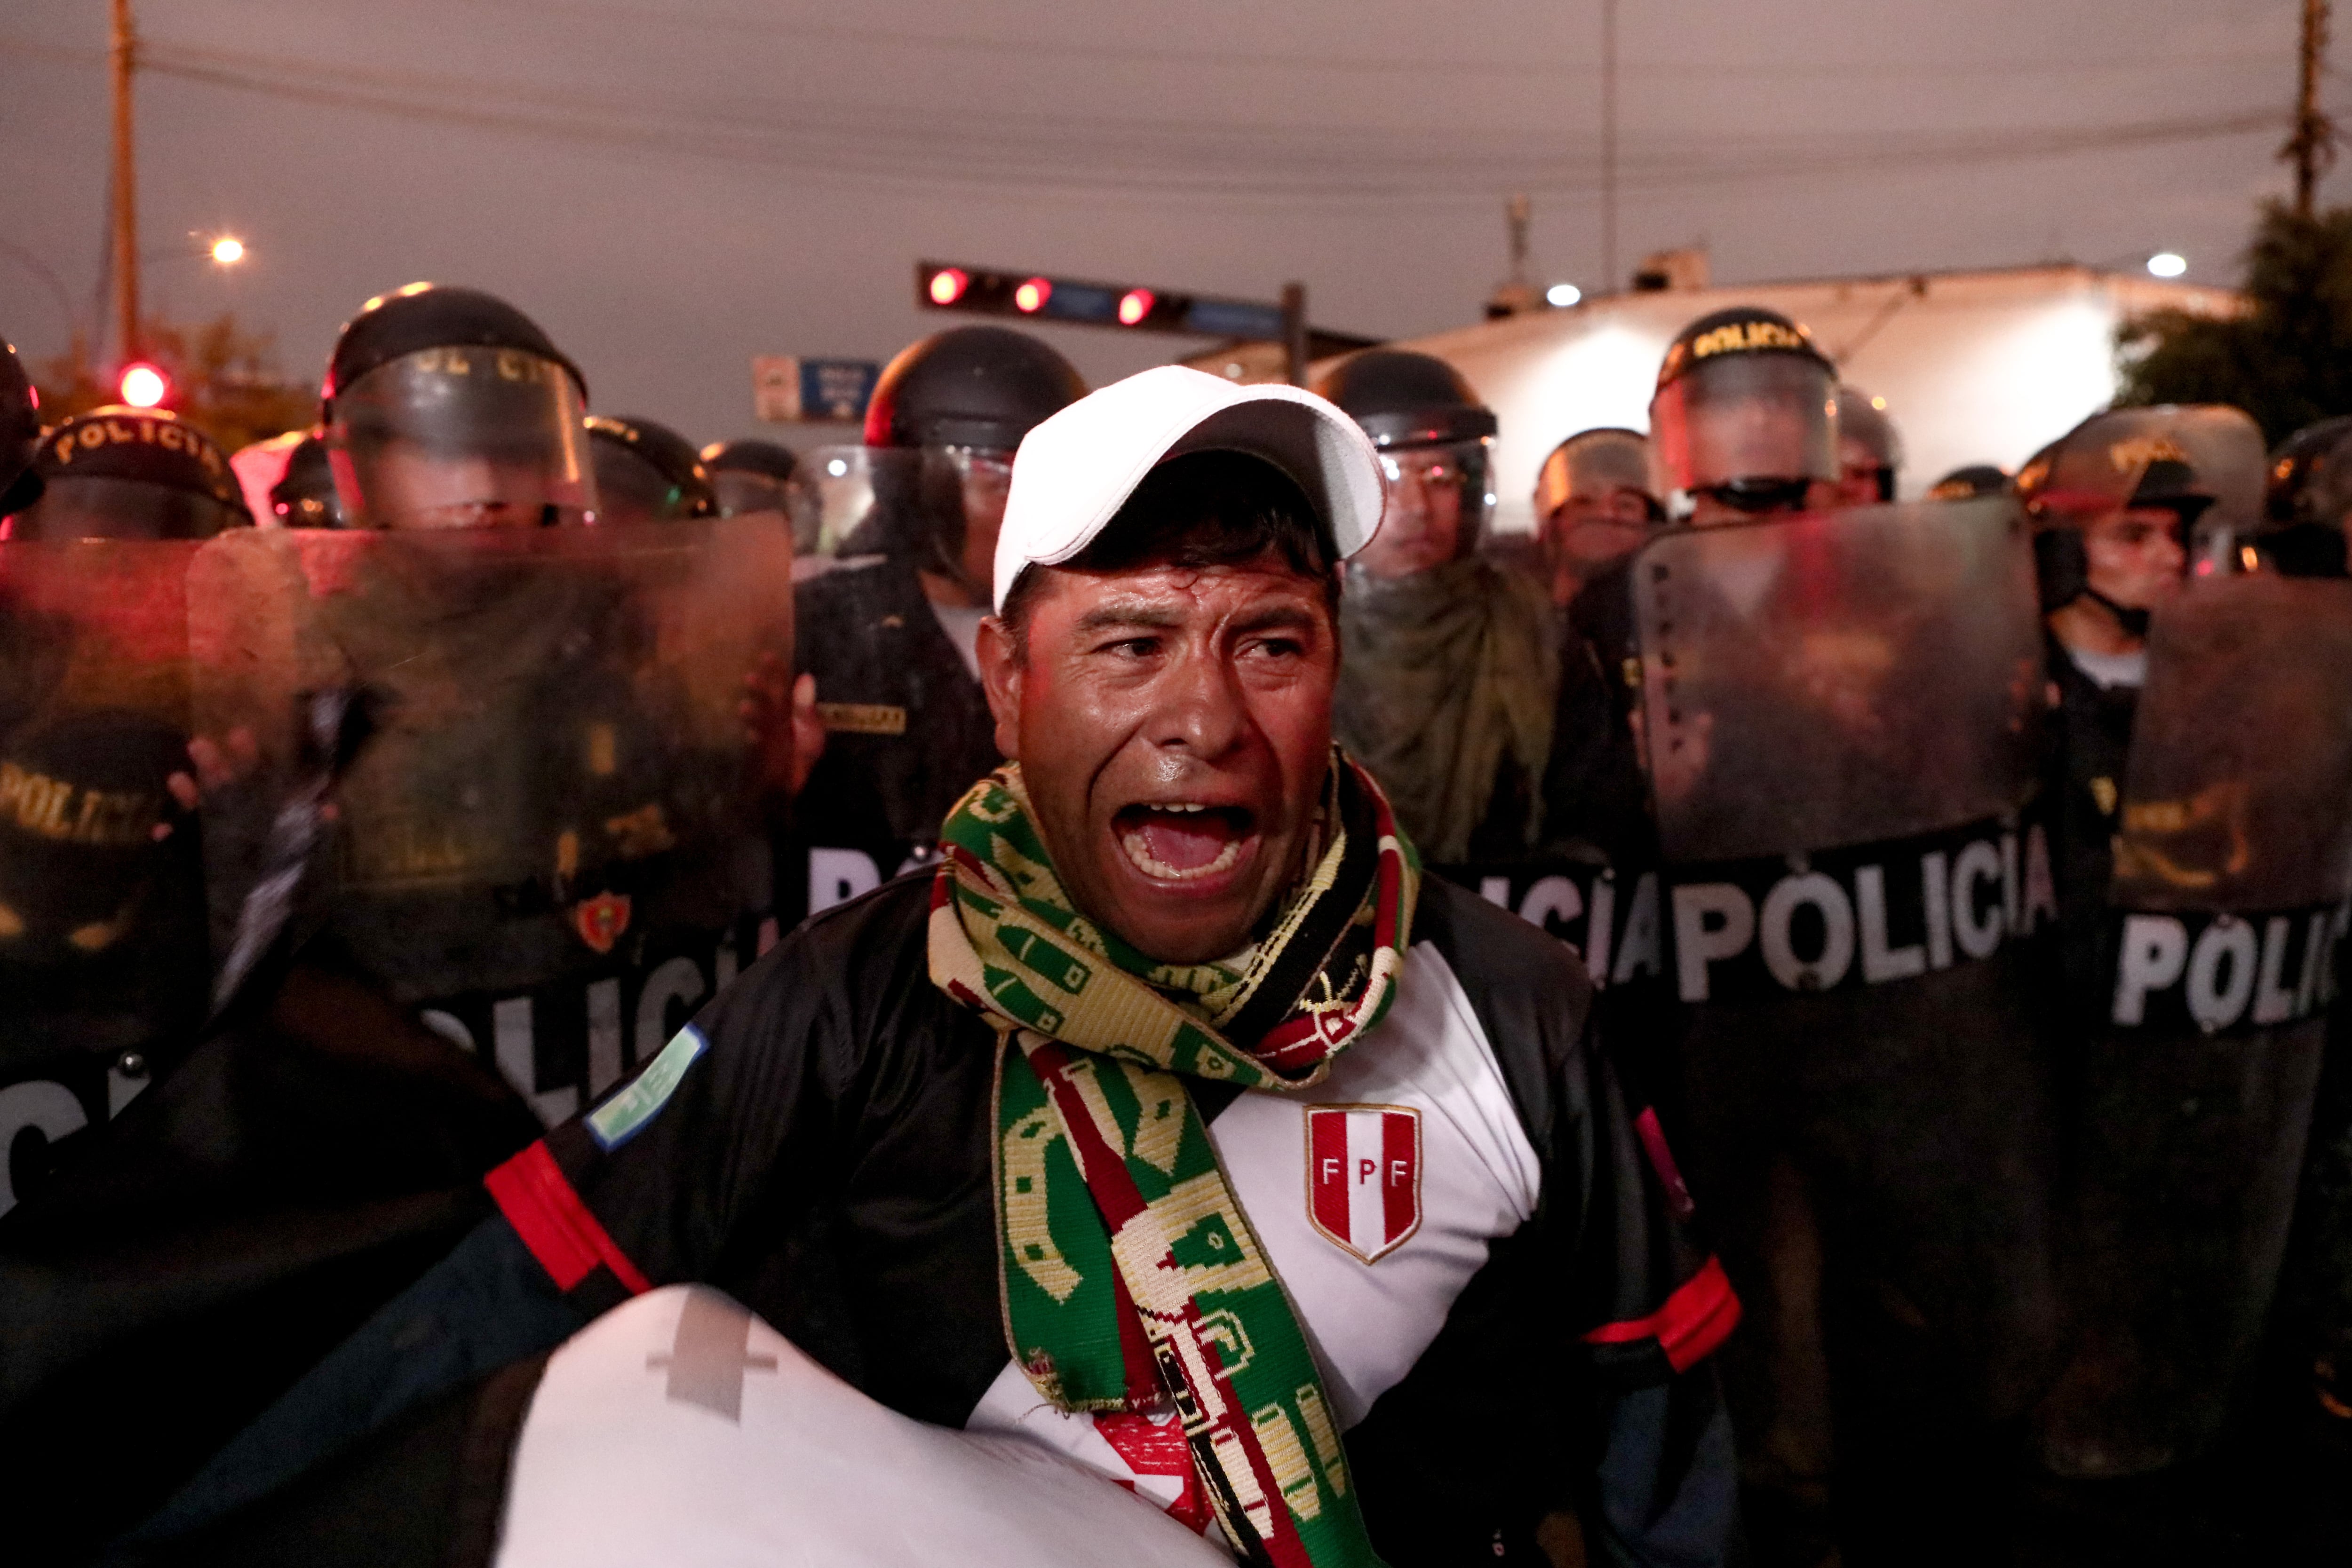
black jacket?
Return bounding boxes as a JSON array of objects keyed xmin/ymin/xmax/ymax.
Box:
[{"xmin": 131, "ymin": 875, "xmax": 1739, "ymax": 1567}]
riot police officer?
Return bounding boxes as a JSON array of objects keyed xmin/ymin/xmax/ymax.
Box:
[
  {"xmin": 323, "ymin": 283, "xmax": 596, "ymax": 531},
  {"xmin": 790, "ymin": 325, "xmax": 1083, "ymax": 910},
  {"xmin": 1829, "ymin": 385, "xmax": 1902, "ymax": 506},
  {"xmin": 0, "ymin": 284, "xmax": 637, "ymax": 1559},
  {"xmin": 1532, "ymin": 425, "xmax": 1661, "ymax": 610},
  {"xmin": 9, "ymin": 405, "xmax": 253, "ymax": 540},
  {"xmin": 586, "ymin": 413, "xmax": 717, "ymax": 526},
  {"xmin": 2018, "ymin": 406, "xmax": 2350, "ymax": 1522},
  {"xmin": 2019, "ymin": 409, "xmax": 2210, "ymax": 938},
  {"xmin": 1648, "ymin": 306, "xmax": 1841, "ymax": 525}
]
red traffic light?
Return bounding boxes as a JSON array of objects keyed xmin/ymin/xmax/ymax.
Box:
[
  {"xmin": 1117, "ymin": 288, "xmax": 1155, "ymax": 326},
  {"xmin": 1013, "ymin": 277, "xmax": 1052, "ymax": 314},
  {"xmin": 119, "ymin": 362, "xmax": 170, "ymax": 408},
  {"xmin": 928, "ymin": 267, "xmax": 969, "ymax": 307}
]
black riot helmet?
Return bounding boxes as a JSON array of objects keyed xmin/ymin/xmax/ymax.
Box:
[
  {"xmin": 830, "ymin": 327, "xmax": 1084, "ymax": 596},
  {"xmin": 1, "ymin": 338, "xmax": 42, "ymax": 516},
  {"xmin": 15, "ymin": 406, "xmax": 252, "ymax": 541},
  {"xmin": 1832, "ymin": 385, "xmax": 1903, "ymax": 504},
  {"xmin": 2018, "ymin": 407, "xmax": 2217, "ymax": 626},
  {"xmin": 862, "ymin": 326, "xmax": 1087, "ymax": 454},
  {"xmin": 1650, "ymin": 306, "xmax": 1838, "ymax": 522},
  {"xmin": 2260, "ymin": 416, "xmax": 2352, "ymax": 577},
  {"xmin": 1313, "ymin": 349, "xmax": 1499, "ymax": 576},
  {"xmin": 320, "ymin": 282, "xmax": 596, "ymax": 531},
  {"xmin": 1928, "ymin": 464, "xmax": 2013, "ymax": 502},
  {"xmin": 586, "ymin": 414, "xmax": 717, "ymax": 525},
  {"xmin": 269, "ymin": 430, "xmax": 344, "ymax": 527}
]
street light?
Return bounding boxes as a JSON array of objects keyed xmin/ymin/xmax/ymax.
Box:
[
  {"xmin": 209, "ymin": 235, "xmax": 245, "ymax": 266},
  {"xmin": 1545, "ymin": 282, "xmax": 1583, "ymax": 308},
  {"xmin": 2146, "ymin": 251, "xmax": 2188, "ymax": 279}
]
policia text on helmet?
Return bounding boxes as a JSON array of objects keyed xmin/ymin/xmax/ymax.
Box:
[
  {"xmin": 1310, "ymin": 349, "xmax": 1499, "ymax": 578},
  {"xmin": 1650, "ymin": 306, "xmax": 1841, "ymax": 524},
  {"xmin": 319, "ymin": 283, "xmax": 596, "ymax": 531},
  {"xmin": 2019, "ymin": 411, "xmax": 2210, "ymax": 656}
]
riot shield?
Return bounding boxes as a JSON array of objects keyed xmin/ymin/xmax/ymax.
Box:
[
  {"xmin": 189, "ymin": 518, "xmax": 793, "ymax": 1127},
  {"xmin": 2041, "ymin": 572, "xmax": 2352, "ymax": 1475},
  {"xmin": 0, "ymin": 539, "xmax": 208, "ymax": 1216},
  {"xmin": 1629, "ymin": 497, "xmax": 2060, "ymax": 1558}
]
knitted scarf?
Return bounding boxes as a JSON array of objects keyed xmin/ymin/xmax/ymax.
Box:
[{"xmin": 928, "ymin": 756, "xmax": 1419, "ymax": 1568}]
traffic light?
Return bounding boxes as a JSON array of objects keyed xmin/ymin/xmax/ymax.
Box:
[
  {"xmin": 915, "ymin": 261, "xmax": 1286, "ymax": 340},
  {"xmin": 118, "ymin": 362, "xmax": 170, "ymax": 408}
]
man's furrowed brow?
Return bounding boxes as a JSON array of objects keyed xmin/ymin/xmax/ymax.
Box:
[{"xmin": 1073, "ymin": 602, "xmax": 1185, "ymax": 634}]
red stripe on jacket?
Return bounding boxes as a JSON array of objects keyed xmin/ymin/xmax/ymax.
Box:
[
  {"xmin": 485, "ymin": 1141, "xmax": 653, "ymax": 1297},
  {"xmin": 1582, "ymin": 1255, "xmax": 1740, "ymax": 1373}
]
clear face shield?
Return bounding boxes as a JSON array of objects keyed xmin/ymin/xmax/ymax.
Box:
[
  {"xmin": 1651, "ymin": 354, "xmax": 1838, "ymax": 521},
  {"xmin": 802, "ymin": 444, "xmax": 1012, "ymax": 590},
  {"xmin": 327, "ymin": 345, "xmax": 596, "ymax": 531},
  {"xmin": 1356, "ymin": 437, "xmax": 1497, "ymax": 580},
  {"xmin": 712, "ymin": 469, "xmax": 818, "ymax": 555},
  {"xmin": 9, "ymin": 475, "xmax": 246, "ymax": 542}
]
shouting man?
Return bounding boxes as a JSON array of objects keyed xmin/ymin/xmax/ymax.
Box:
[{"xmin": 136, "ymin": 367, "xmax": 1738, "ymax": 1568}]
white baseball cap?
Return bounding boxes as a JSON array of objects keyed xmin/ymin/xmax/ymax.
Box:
[{"xmin": 992, "ymin": 364, "xmax": 1386, "ymax": 611}]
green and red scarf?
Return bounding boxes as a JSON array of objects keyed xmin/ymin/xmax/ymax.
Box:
[{"xmin": 928, "ymin": 755, "xmax": 1419, "ymax": 1568}]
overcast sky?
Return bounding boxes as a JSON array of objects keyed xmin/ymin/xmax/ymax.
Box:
[{"xmin": 0, "ymin": 0, "xmax": 2323, "ymax": 447}]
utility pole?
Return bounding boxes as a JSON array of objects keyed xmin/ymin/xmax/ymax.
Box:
[
  {"xmin": 2285, "ymin": 0, "xmax": 2337, "ymax": 218},
  {"xmin": 1600, "ymin": 0, "xmax": 1618, "ymax": 292},
  {"xmin": 110, "ymin": 0, "xmax": 140, "ymax": 364},
  {"xmin": 1280, "ymin": 281, "xmax": 1309, "ymax": 387}
]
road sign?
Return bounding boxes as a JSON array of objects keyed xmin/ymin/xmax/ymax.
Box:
[{"xmin": 752, "ymin": 356, "xmax": 882, "ymax": 425}]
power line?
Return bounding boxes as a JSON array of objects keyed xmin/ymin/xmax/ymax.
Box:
[
  {"xmin": 471, "ymin": 0, "xmax": 2290, "ymax": 84},
  {"xmin": 3, "ymin": 34, "xmax": 2289, "ymax": 201}
]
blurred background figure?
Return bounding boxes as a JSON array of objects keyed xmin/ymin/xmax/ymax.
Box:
[
  {"xmin": 1318, "ymin": 347, "xmax": 1649, "ymax": 870},
  {"xmin": 586, "ymin": 413, "xmax": 717, "ymax": 525},
  {"xmin": 8, "ymin": 406, "xmax": 252, "ymax": 541},
  {"xmin": 1929, "ymin": 462, "xmax": 2013, "ymax": 501},
  {"xmin": 1532, "ymin": 426, "xmax": 1662, "ymax": 609},
  {"xmin": 0, "ymin": 340, "xmax": 44, "ymax": 518},
  {"xmin": 1830, "ymin": 384, "xmax": 1903, "ymax": 505},
  {"xmin": 701, "ymin": 437, "xmax": 811, "ymax": 551},
  {"xmin": 1649, "ymin": 306, "xmax": 1842, "ymax": 525},
  {"xmin": 1317, "ymin": 348, "xmax": 1557, "ymax": 863},
  {"xmin": 266, "ymin": 430, "xmax": 343, "ymax": 528},
  {"xmin": 2260, "ymin": 414, "xmax": 2352, "ymax": 577}
]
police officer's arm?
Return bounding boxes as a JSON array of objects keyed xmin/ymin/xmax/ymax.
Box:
[
  {"xmin": 135, "ymin": 909, "xmax": 860, "ymax": 1544},
  {"xmin": 1558, "ymin": 1037, "xmax": 1742, "ymax": 1566}
]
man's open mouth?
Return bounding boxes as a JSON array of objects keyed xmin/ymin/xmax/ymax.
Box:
[{"xmin": 1113, "ymin": 803, "xmax": 1256, "ymax": 883}]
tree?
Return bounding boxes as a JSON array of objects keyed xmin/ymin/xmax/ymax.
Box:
[
  {"xmin": 2117, "ymin": 201, "xmax": 2352, "ymax": 444},
  {"xmin": 32, "ymin": 312, "xmax": 317, "ymax": 454}
]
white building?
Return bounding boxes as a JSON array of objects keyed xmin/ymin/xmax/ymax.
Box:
[{"xmin": 1200, "ymin": 265, "xmax": 2241, "ymax": 536}]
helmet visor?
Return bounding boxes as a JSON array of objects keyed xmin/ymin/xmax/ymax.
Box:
[
  {"xmin": 1362, "ymin": 437, "xmax": 1496, "ymax": 575},
  {"xmin": 1652, "ymin": 354, "xmax": 1838, "ymax": 499},
  {"xmin": 330, "ymin": 346, "xmax": 595, "ymax": 531},
  {"xmin": 9, "ymin": 475, "xmax": 247, "ymax": 542}
]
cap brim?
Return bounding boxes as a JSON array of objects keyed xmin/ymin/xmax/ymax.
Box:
[{"xmin": 993, "ymin": 365, "xmax": 1385, "ymax": 611}]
